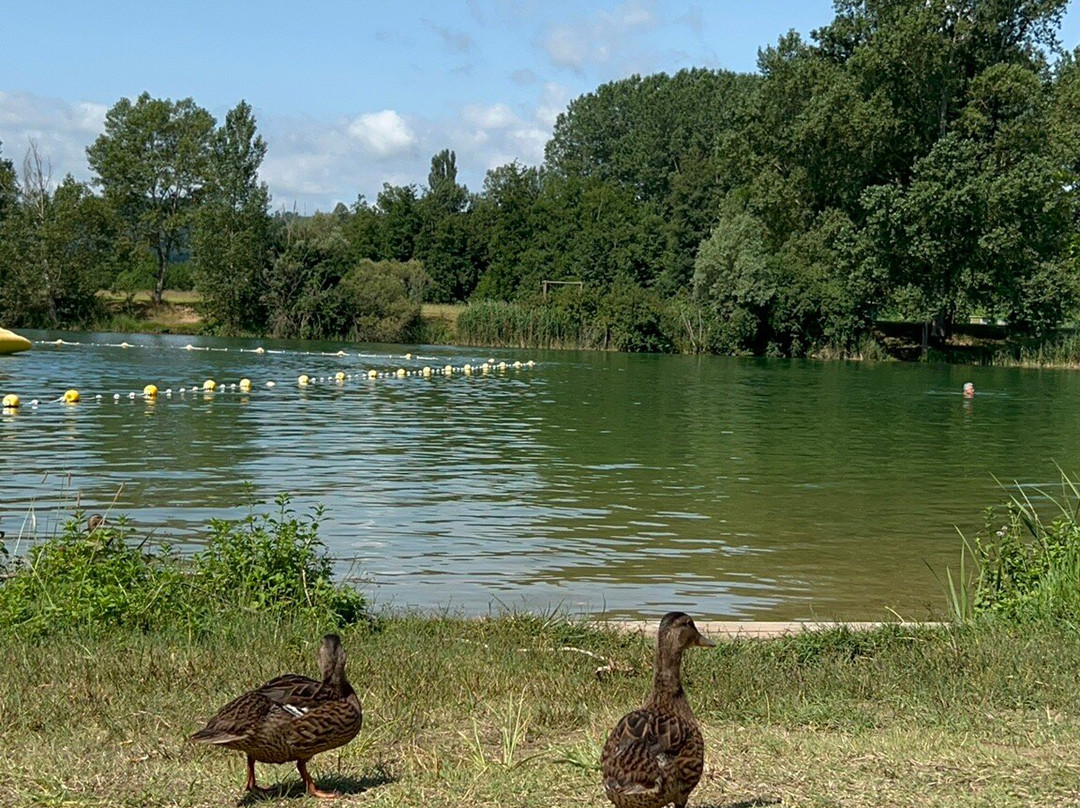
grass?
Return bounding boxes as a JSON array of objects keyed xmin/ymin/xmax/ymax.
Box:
[
  {"xmin": 94, "ymin": 290, "xmax": 204, "ymax": 335},
  {"xmin": 2, "ymin": 617, "xmax": 1080, "ymax": 807}
]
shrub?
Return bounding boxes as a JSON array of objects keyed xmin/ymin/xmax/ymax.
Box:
[
  {"xmin": 962, "ymin": 473, "xmax": 1080, "ymax": 623},
  {"xmin": 0, "ymin": 496, "xmax": 367, "ymax": 635},
  {"xmin": 194, "ymin": 494, "xmax": 367, "ymax": 625},
  {"xmin": 0, "ymin": 514, "xmax": 191, "ymax": 635}
]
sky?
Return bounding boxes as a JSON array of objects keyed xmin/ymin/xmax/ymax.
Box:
[{"xmin": 2, "ymin": 1, "xmax": 1079, "ymax": 214}]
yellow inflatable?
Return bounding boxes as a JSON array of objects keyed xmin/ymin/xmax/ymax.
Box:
[{"xmin": 0, "ymin": 328, "xmax": 31, "ymax": 355}]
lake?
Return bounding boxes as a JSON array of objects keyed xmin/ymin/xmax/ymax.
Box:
[{"xmin": 1, "ymin": 329, "xmax": 1077, "ymax": 620}]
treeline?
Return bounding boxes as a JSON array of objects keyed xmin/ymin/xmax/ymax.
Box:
[{"xmin": 2, "ymin": 0, "xmax": 1080, "ymax": 355}]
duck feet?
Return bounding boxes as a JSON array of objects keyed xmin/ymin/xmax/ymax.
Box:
[{"xmin": 298, "ymin": 759, "xmax": 340, "ymax": 799}]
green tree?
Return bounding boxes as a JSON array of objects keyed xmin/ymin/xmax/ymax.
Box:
[
  {"xmin": 416, "ymin": 149, "xmax": 482, "ymax": 302},
  {"xmin": 0, "ymin": 143, "xmax": 116, "ymax": 327},
  {"xmin": 87, "ymin": 93, "xmax": 216, "ymax": 305},
  {"xmin": 471, "ymin": 161, "xmax": 543, "ymax": 299},
  {"xmin": 191, "ymin": 101, "xmax": 272, "ymax": 334}
]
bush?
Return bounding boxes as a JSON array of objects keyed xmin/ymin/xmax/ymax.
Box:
[
  {"xmin": 195, "ymin": 494, "xmax": 367, "ymax": 625},
  {"xmin": 962, "ymin": 473, "xmax": 1080, "ymax": 623},
  {"xmin": 0, "ymin": 495, "xmax": 367, "ymax": 636},
  {"xmin": 0, "ymin": 515, "xmax": 191, "ymax": 635}
]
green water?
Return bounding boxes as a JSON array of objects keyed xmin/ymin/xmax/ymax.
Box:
[{"xmin": 1, "ymin": 329, "xmax": 1076, "ymax": 620}]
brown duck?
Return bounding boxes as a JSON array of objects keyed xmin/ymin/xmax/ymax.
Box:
[
  {"xmin": 189, "ymin": 633, "xmax": 363, "ymax": 799},
  {"xmin": 601, "ymin": 612, "xmax": 715, "ymax": 808}
]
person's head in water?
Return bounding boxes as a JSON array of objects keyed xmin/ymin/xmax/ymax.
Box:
[{"xmin": 963, "ymin": 382, "xmax": 975, "ymax": 398}]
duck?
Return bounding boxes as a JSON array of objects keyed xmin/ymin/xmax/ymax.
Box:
[
  {"xmin": 189, "ymin": 633, "xmax": 363, "ymax": 799},
  {"xmin": 601, "ymin": 612, "xmax": 715, "ymax": 808}
]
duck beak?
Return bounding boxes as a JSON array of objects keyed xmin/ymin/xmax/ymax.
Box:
[{"xmin": 696, "ymin": 632, "xmax": 716, "ymax": 648}]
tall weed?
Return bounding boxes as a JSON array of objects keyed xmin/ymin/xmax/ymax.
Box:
[{"xmin": 0, "ymin": 495, "xmax": 367, "ymax": 636}]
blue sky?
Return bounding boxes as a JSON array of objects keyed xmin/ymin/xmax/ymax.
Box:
[{"xmin": 2, "ymin": 1, "xmax": 1079, "ymax": 213}]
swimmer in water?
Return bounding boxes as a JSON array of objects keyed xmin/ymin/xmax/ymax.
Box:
[{"xmin": 963, "ymin": 382, "xmax": 975, "ymax": 398}]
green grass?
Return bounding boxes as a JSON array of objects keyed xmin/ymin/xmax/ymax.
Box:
[
  {"xmin": 7, "ymin": 480, "xmax": 1080, "ymax": 807},
  {"xmin": 1, "ymin": 618, "xmax": 1080, "ymax": 807}
]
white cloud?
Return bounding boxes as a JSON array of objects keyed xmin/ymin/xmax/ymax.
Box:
[
  {"xmin": 0, "ymin": 91, "xmax": 561, "ymax": 214},
  {"xmin": 346, "ymin": 110, "xmax": 417, "ymax": 157},
  {"xmin": 463, "ymin": 103, "xmax": 518, "ymax": 130},
  {"xmin": 543, "ymin": 26, "xmax": 598, "ymax": 72},
  {"xmin": 535, "ymin": 82, "xmax": 573, "ymax": 128},
  {"xmin": 540, "ymin": 0, "xmax": 663, "ymax": 74},
  {"xmin": 0, "ymin": 92, "xmax": 104, "ymax": 186}
]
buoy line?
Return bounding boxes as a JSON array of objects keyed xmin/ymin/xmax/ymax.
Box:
[
  {"xmin": 1, "ymin": 360, "xmax": 538, "ymax": 413},
  {"xmin": 34, "ymin": 339, "xmax": 446, "ymax": 362}
]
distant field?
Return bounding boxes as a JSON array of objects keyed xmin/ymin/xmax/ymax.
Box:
[
  {"xmin": 97, "ymin": 290, "xmax": 201, "ymax": 305},
  {"xmin": 421, "ymin": 303, "xmax": 465, "ymax": 323}
]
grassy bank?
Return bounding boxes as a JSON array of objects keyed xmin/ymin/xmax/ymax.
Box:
[
  {"xmin": 2, "ymin": 618, "xmax": 1080, "ymax": 807},
  {"xmin": 5, "ymin": 484, "xmax": 1080, "ymax": 806},
  {"xmin": 85, "ymin": 288, "xmax": 1080, "ymax": 370}
]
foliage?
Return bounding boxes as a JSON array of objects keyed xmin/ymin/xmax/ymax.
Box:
[
  {"xmin": 8, "ymin": 1, "xmax": 1080, "ymax": 354},
  {"xmin": 0, "ymin": 143, "xmax": 116, "ymax": 328},
  {"xmin": 87, "ymin": 93, "xmax": 217, "ymax": 305},
  {"xmin": 195, "ymin": 494, "xmax": 367, "ymax": 625},
  {"xmin": 261, "ymin": 213, "xmax": 426, "ymax": 342},
  {"xmin": 191, "ymin": 100, "xmax": 272, "ymax": 334},
  {"xmin": 457, "ymin": 286, "xmax": 674, "ymax": 352},
  {"xmin": 958, "ymin": 474, "xmax": 1080, "ymax": 624},
  {"xmin": 0, "ymin": 496, "xmax": 366, "ymax": 636}
]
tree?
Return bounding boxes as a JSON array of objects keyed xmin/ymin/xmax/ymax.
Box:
[
  {"xmin": 87, "ymin": 93, "xmax": 216, "ymax": 304},
  {"xmin": 416, "ymin": 149, "xmax": 481, "ymax": 302},
  {"xmin": 191, "ymin": 101, "xmax": 272, "ymax": 334},
  {"xmin": 471, "ymin": 161, "xmax": 543, "ymax": 299},
  {"xmin": 0, "ymin": 142, "xmax": 116, "ymax": 328}
]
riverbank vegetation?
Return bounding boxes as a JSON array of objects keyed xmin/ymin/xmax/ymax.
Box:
[
  {"xmin": 3, "ymin": 1, "xmax": 1080, "ymax": 362},
  {"xmin": 3, "ymin": 476, "xmax": 1080, "ymax": 806}
]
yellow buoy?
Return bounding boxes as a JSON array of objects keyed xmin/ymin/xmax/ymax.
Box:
[
  {"xmin": 405, "ymin": 353, "xmax": 413, "ymax": 360},
  {"xmin": 513, "ymin": 361, "xmax": 522, "ymax": 369},
  {"xmin": 2, "ymin": 393, "xmax": 20, "ymax": 409},
  {"xmin": 396, "ymin": 368, "xmax": 406, "ymax": 378},
  {"xmin": 367, "ymin": 369, "xmax": 378, "ymax": 379},
  {"xmin": 422, "ymin": 366, "xmax": 432, "ymax": 377},
  {"xmin": 298, "ymin": 374, "xmax": 310, "ymax": 386},
  {"xmin": 239, "ymin": 378, "xmax": 252, "ymax": 391},
  {"xmin": 444, "ymin": 364, "xmax": 454, "ymax": 375},
  {"xmin": 202, "ymin": 379, "xmax": 216, "ymax": 391},
  {"xmin": 463, "ymin": 364, "xmax": 473, "ymax": 375},
  {"xmin": 254, "ymin": 347, "xmax": 265, "ymax": 355},
  {"xmin": 63, "ymin": 389, "xmax": 80, "ymax": 403},
  {"xmin": 335, "ymin": 371, "xmax": 346, "ymax": 382},
  {"xmin": 143, "ymin": 384, "xmax": 158, "ymax": 398}
]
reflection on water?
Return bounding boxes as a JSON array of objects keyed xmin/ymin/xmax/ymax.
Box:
[{"xmin": 2, "ymin": 330, "xmax": 1078, "ymax": 620}]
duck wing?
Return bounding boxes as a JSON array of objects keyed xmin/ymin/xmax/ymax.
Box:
[
  {"xmin": 601, "ymin": 707, "xmax": 695, "ymax": 797},
  {"xmin": 188, "ymin": 674, "xmax": 330, "ymax": 745},
  {"xmin": 256, "ymin": 674, "xmax": 335, "ymax": 708}
]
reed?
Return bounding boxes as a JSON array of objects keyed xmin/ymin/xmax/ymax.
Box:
[{"xmin": 958, "ymin": 471, "xmax": 1080, "ymax": 623}]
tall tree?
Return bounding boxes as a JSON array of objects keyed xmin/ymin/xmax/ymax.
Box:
[
  {"xmin": 416, "ymin": 149, "xmax": 479, "ymax": 302},
  {"xmin": 87, "ymin": 93, "xmax": 215, "ymax": 304},
  {"xmin": 191, "ymin": 101, "xmax": 272, "ymax": 333}
]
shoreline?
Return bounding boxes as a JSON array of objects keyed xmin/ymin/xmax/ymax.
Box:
[{"xmin": 598, "ymin": 619, "xmax": 946, "ymax": 638}]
